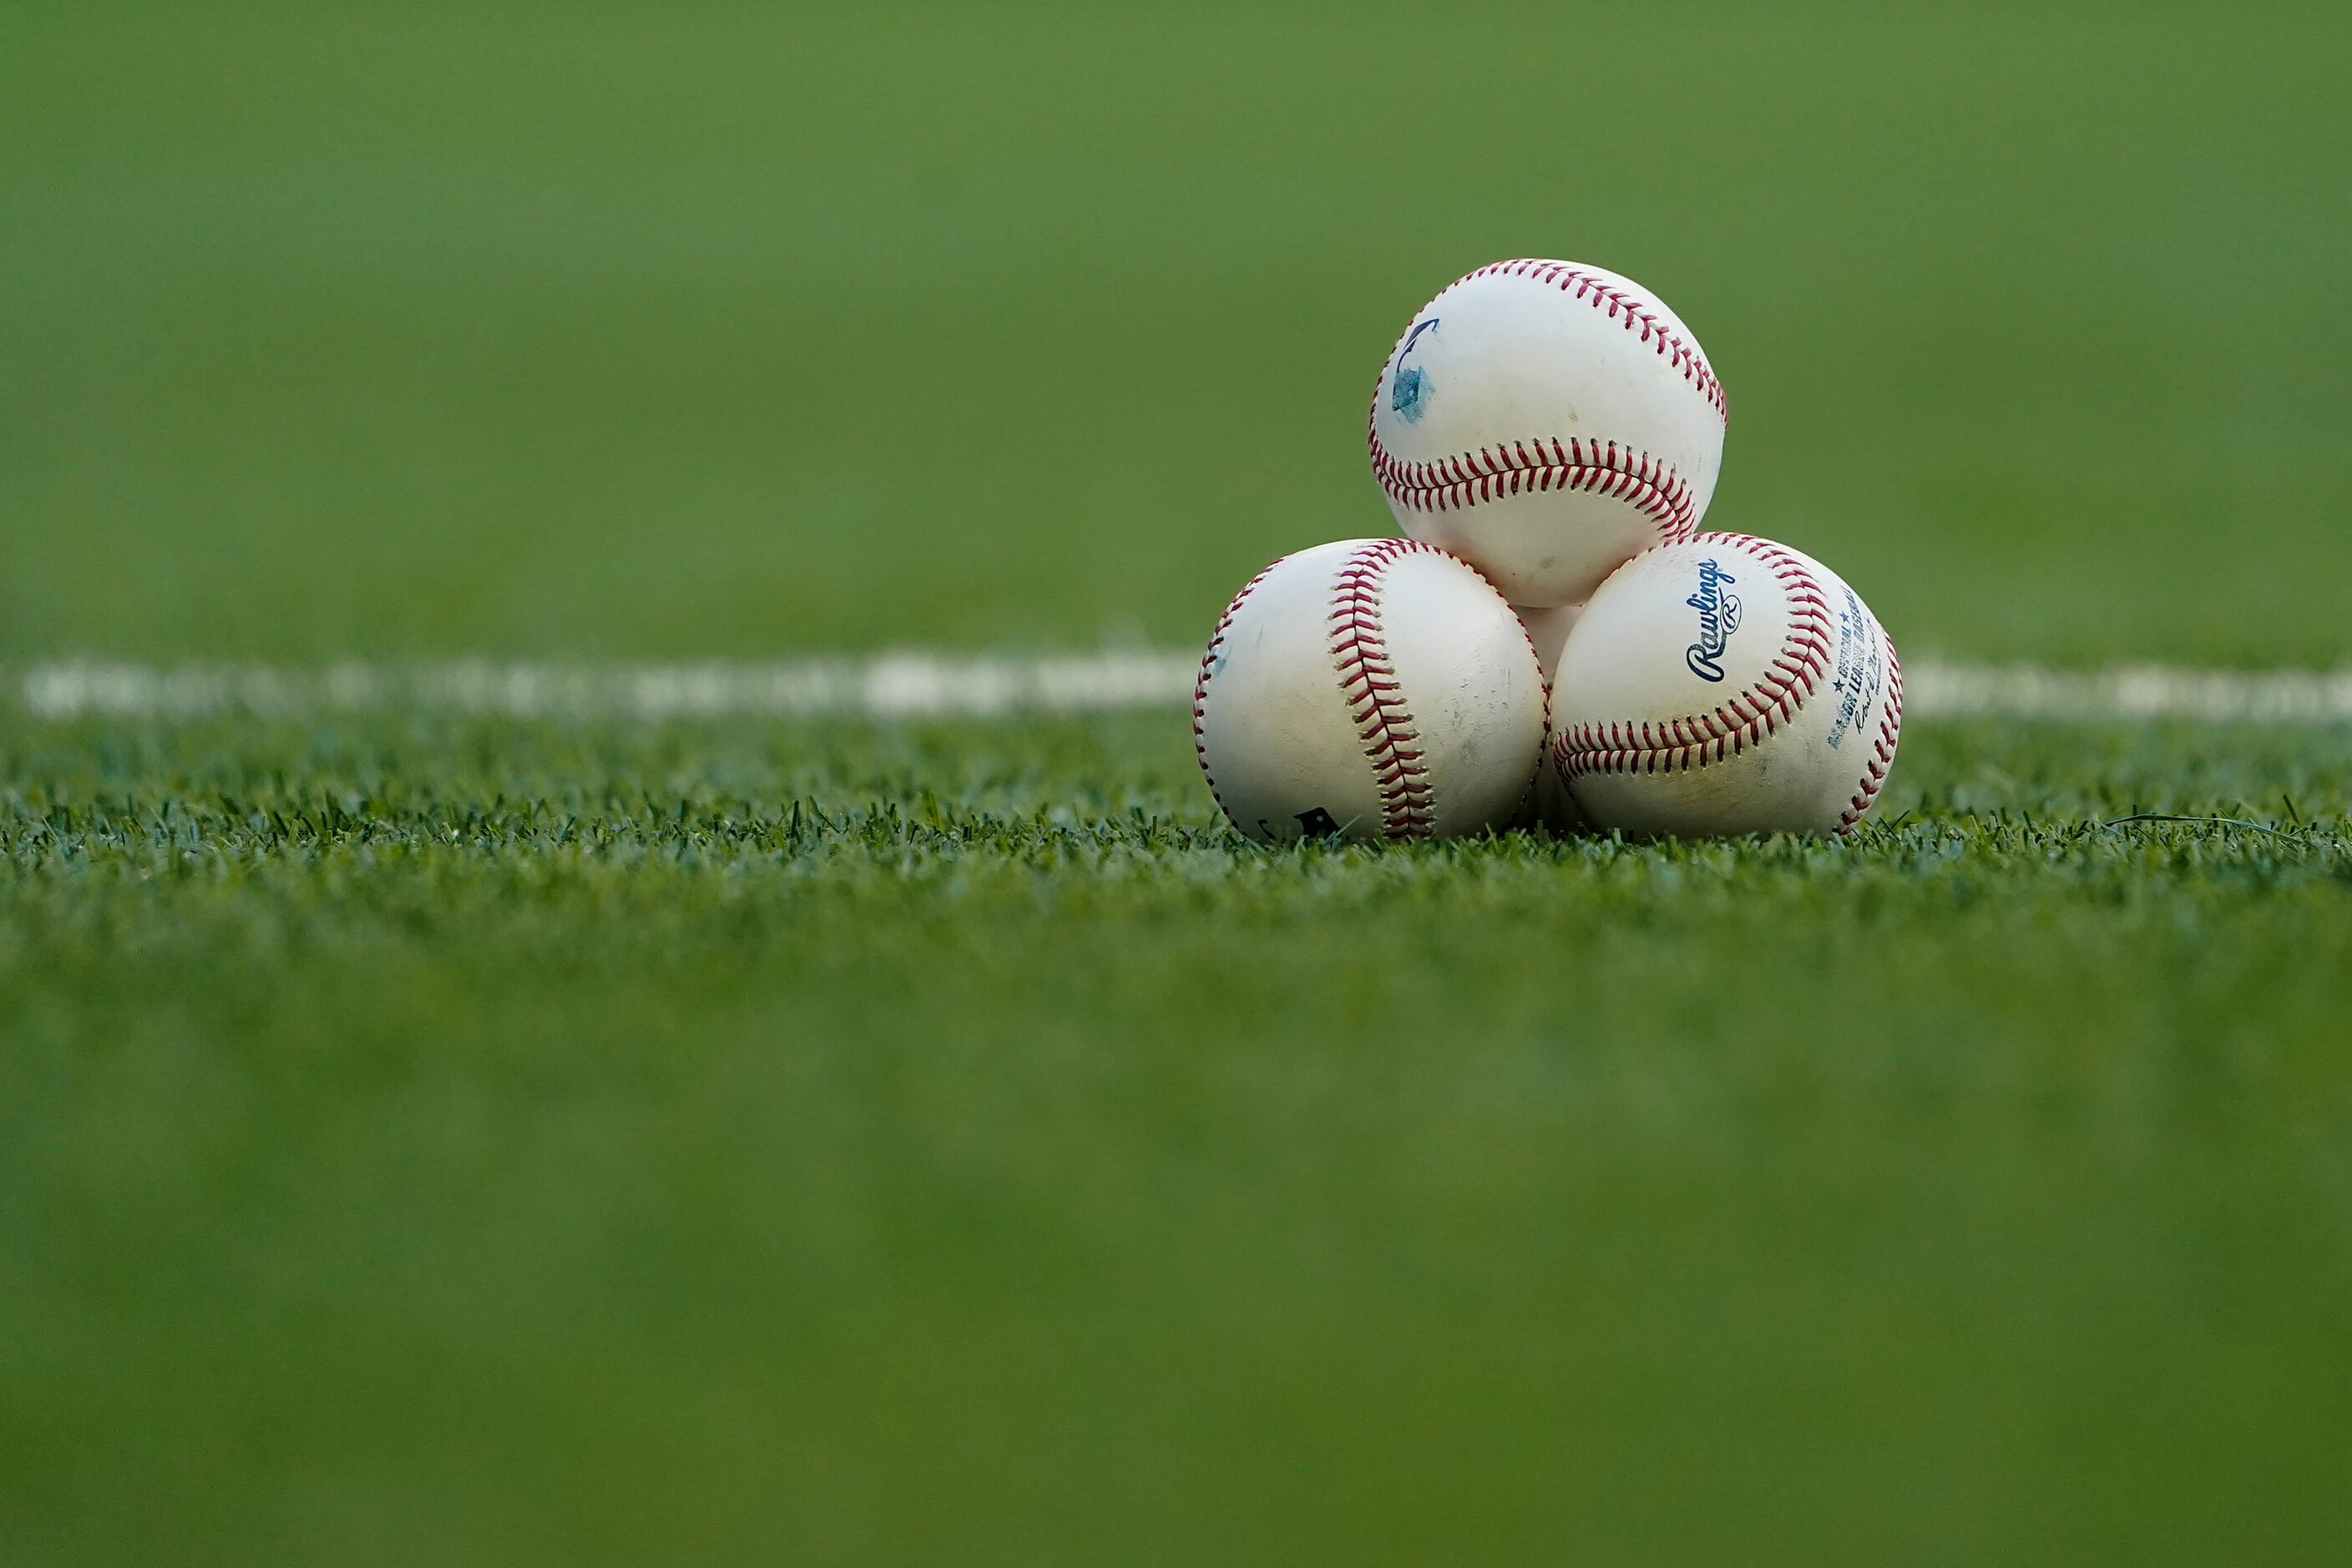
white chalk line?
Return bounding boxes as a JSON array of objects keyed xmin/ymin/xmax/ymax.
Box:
[{"xmin": 12, "ymin": 655, "xmax": 2352, "ymax": 724}]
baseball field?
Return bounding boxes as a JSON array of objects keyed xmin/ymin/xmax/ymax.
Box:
[{"xmin": 4, "ymin": 4, "xmax": 2349, "ymax": 1562}]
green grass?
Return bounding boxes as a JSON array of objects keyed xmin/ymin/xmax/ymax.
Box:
[{"xmin": 5, "ymin": 710, "xmax": 2351, "ymax": 1564}]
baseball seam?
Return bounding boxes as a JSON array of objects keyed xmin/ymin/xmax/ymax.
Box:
[
  {"xmin": 1328, "ymin": 539, "xmax": 1441, "ymax": 839},
  {"xmin": 1553, "ymin": 533, "xmax": 1835, "ymax": 781},
  {"xmin": 1834, "ymin": 637, "xmax": 1904, "ymax": 836},
  {"xmin": 1369, "ymin": 435, "xmax": 1698, "ymax": 544},
  {"xmin": 1192, "ymin": 560, "xmax": 1277, "ymax": 830}
]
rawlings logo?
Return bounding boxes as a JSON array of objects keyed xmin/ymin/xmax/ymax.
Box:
[{"xmin": 1684, "ymin": 559, "xmax": 1741, "ymax": 683}]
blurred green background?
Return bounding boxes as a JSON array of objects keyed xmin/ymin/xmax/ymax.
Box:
[{"xmin": 3, "ymin": 1, "xmax": 2346, "ymax": 665}]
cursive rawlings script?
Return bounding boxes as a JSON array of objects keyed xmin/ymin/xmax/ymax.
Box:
[{"xmin": 1684, "ymin": 559, "xmax": 1742, "ymax": 682}]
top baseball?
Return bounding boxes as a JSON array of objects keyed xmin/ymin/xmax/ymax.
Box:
[{"xmin": 1368, "ymin": 259, "xmax": 1727, "ymax": 608}]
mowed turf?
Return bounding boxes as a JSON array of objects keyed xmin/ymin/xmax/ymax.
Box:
[{"xmin": 4, "ymin": 710, "xmax": 2350, "ymax": 1564}]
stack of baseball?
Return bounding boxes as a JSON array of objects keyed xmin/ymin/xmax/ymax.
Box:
[{"xmin": 1192, "ymin": 259, "xmax": 1902, "ymax": 842}]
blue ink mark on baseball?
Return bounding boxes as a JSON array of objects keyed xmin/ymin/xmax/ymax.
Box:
[
  {"xmin": 1392, "ymin": 317, "xmax": 1439, "ymax": 423},
  {"xmin": 1391, "ymin": 366, "xmax": 1430, "ymax": 423}
]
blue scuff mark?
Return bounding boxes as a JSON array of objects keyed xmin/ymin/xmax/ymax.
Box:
[
  {"xmin": 1391, "ymin": 317, "xmax": 1439, "ymax": 424},
  {"xmin": 1392, "ymin": 366, "xmax": 1430, "ymax": 424}
]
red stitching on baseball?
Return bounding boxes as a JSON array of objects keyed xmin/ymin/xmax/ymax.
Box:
[
  {"xmin": 1367, "ymin": 432, "xmax": 1697, "ymax": 544},
  {"xmin": 1193, "ymin": 559, "xmax": 1277, "ymax": 827},
  {"xmin": 1834, "ymin": 636, "xmax": 1903, "ymax": 836},
  {"xmin": 1328, "ymin": 539, "xmax": 1444, "ymax": 839},
  {"xmin": 1553, "ymin": 533, "xmax": 1836, "ymax": 782}
]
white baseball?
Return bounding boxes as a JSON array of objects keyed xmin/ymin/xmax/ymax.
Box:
[
  {"xmin": 1194, "ymin": 539, "xmax": 1548, "ymax": 843},
  {"xmin": 1368, "ymin": 259, "xmax": 1728, "ymax": 609},
  {"xmin": 1550, "ymin": 533, "xmax": 1902, "ymax": 838}
]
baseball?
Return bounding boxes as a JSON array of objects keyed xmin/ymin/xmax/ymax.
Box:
[
  {"xmin": 1194, "ymin": 539, "xmax": 1548, "ymax": 843},
  {"xmin": 1368, "ymin": 259, "xmax": 1727, "ymax": 609},
  {"xmin": 1550, "ymin": 533, "xmax": 1902, "ymax": 838}
]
